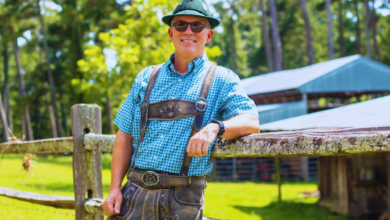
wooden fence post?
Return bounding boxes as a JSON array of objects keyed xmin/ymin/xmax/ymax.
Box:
[{"xmin": 71, "ymin": 104, "xmax": 103, "ymax": 220}]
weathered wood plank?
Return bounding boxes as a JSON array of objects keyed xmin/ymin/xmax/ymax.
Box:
[
  {"xmin": 71, "ymin": 104, "xmax": 103, "ymax": 220},
  {"xmin": 0, "ymin": 187, "xmax": 75, "ymax": 209},
  {"xmin": 84, "ymin": 133, "xmax": 115, "ymax": 152},
  {"xmin": 213, "ymin": 126, "xmax": 390, "ymax": 158},
  {"xmin": 0, "ymin": 137, "xmax": 73, "ymax": 154},
  {"xmin": 84, "ymin": 126, "xmax": 390, "ymax": 157}
]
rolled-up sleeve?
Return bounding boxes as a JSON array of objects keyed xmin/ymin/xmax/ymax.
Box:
[{"xmin": 219, "ymin": 71, "xmax": 259, "ymax": 120}]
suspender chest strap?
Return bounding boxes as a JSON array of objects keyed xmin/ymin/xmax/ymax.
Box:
[
  {"xmin": 180, "ymin": 64, "xmax": 217, "ymax": 176},
  {"xmin": 131, "ymin": 64, "xmax": 218, "ymax": 176}
]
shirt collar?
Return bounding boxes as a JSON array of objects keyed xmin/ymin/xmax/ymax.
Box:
[{"xmin": 167, "ymin": 52, "xmax": 209, "ymax": 76}]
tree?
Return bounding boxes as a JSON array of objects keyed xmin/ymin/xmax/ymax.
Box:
[
  {"xmin": 260, "ymin": 0, "xmax": 274, "ymax": 72},
  {"xmin": 299, "ymin": 0, "xmax": 314, "ymax": 64},
  {"xmin": 35, "ymin": 27, "xmax": 57, "ymax": 138},
  {"xmin": 228, "ymin": 5, "xmax": 238, "ymax": 73},
  {"xmin": 269, "ymin": 0, "xmax": 282, "ymax": 70},
  {"xmin": 364, "ymin": 0, "xmax": 371, "ymax": 58},
  {"xmin": 326, "ymin": 0, "xmax": 335, "ymax": 59},
  {"xmin": 36, "ymin": 0, "xmax": 62, "ymax": 137},
  {"xmin": 338, "ymin": 0, "xmax": 344, "ymax": 57},
  {"xmin": 211, "ymin": 0, "xmax": 251, "ymax": 77},
  {"xmin": 354, "ymin": 0, "xmax": 361, "ymax": 54},
  {"xmin": 371, "ymin": 4, "xmax": 381, "ymax": 62},
  {"xmin": 2, "ymin": 40, "xmax": 12, "ymax": 132},
  {"xmin": 13, "ymin": 39, "xmax": 34, "ymax": 140}
]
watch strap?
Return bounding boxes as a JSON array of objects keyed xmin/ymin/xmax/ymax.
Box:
[{"xmin": 211, "ymin": 119, "xmax": 225, "ymax": 136}]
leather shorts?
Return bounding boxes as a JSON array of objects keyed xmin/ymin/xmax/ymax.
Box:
[{"xmin": 107, "ymin": 179, "xmax": 205, "ymax": 220}]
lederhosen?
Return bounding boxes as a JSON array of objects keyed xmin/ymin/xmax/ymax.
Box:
[{"xmin": 108, "ymin": 64, "xmax": 217, "ymax": 220}]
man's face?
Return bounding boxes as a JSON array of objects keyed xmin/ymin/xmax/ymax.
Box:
[{"xmin": 168, "ymin": 15, "xmax": 214, "ymax": 59}]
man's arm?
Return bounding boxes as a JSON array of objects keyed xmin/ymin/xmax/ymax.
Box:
[
  {"xmin": 187, "ymin": 114, "xmax": 259, "ymax": 157},
  {"xmin": 102, "ymin": 130, "xmax": 134, "ymax": 216}
]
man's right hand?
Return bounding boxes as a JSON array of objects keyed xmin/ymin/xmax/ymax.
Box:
[{"xmin": 103, "ymin": 188, "xmax": 123, "ymax": 216}]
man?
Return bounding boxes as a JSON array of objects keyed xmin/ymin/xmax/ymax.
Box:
[{"xmin": 103, "ymin": 0, "xmax": 259, "ymax": 219}]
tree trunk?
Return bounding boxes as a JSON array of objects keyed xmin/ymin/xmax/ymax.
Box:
[
  {"xmin": 45, "ymin": 83, "xmax": 58, "ymax": 138},
  {"xmin": 354, "ymin": 0, "xmax": 361, "ymax": 54},
  {"xmin": 24, "ymin": 106, "xmax": 33, "ymax": 141},
  {"xmin": 326, "ymin": 0, "xmax": 334, "ymax": 59},
  {"xmin": 269, "ymin": 0, "xmax": 282, "ymax": 71},
  {"xmin": 35, "ymin": 28, "xmax": 57, "ymax": 138},
  {"xmin": 260, "ymin": 0, "xmax": 274, "ymax": 72},
  {"xmin": 0, "ymin": 92, "xmax": 10, "ymax": 142},
  {"xmin": 338, "ymin": 0, "xmax": 344, "ymax": 57},
  {"xmin": 2, "ymin": 41, "xmax": 12, "ymax": 131},
  {"xmin": 364, "ymin": 0, "xmax": 371, "ymax": 58},
  {"xmin": 60, "ymin": 92, "xmax": 68, "ymax": 136},
  {"xmin": 106, "ymin": 96, "xmax": 114, "ymax": 134},
  {"xmin": 13, "ymin": 39, "xmax": 33, "ymax": 140},
  {"xmin": 371, "ymin": 7, "xmax": 381, "ymax": 62},
  {"xmin": 229, "ymin": 12, "xmax": 238, "ymax": 73},
  {"xmin": 37, "ymin": 0, "xmax": 62, "ymax": 137},
  {"xmin": 299, "ymin": 0, "xmax": 314, "ymax": 65}
]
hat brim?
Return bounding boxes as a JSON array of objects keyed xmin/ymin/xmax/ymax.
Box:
[{"xmin": 162, "ymin": 10, "xmax": 220, "ymax": 29}]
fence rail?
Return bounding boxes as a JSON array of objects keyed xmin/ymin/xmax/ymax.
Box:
[
  {"xmin": 0, "ymin": 137, "xmax": 73, "ymax": 154},
  {"xmin": 0, "ymin": 187, "xmax": 75, "ymax": 209},
  {"xmin": 1, "ymin": 104, "xmax": 390, "ymax": 220},
  {"xmin": 84, "ymin": 127, "xmax": 390, "ymax": 157},
  {"xmin": 2, "ymin": 127, "xmax": 389, "ymax": 157}
]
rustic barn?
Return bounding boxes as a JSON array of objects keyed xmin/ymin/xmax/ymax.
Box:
[
  {"xmin": 261, "ymin": 95, "xmax": 390, "ymax": 218},
  {"xmin": 211, "ymin": 54, "xmax": 390, "ymax": 182}
]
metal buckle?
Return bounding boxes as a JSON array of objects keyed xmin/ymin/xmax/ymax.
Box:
[
  {"xmin": 195, "ymin": 97, "xmax": 207, "ymax": 112},
  {"xmin": 141, "ymin": 171, "xmax": 159, "ymax": 186},
  {"xmin": 141, "ymin": 100, "xmax": 149, "ymax": 114}
]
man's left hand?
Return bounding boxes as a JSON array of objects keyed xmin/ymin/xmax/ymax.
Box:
[{"xmin": 186, "ymin": 123, "xmax": 219, "ymax": 157}]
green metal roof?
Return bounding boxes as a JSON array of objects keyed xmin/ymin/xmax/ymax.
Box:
[{"xmin": 242, "ymin": 55, "xmax": 390, "ymax": 95}]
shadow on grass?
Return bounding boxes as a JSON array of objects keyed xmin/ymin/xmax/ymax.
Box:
[{"xmin": 233, "ymin": 201, "xmax": 351, "ymax": 220}]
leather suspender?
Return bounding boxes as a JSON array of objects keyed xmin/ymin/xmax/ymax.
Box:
[
  {"xmin": 179, "ymin": 64, "xmax": 217, "ymax": 176},
  {"xmin": 131, "ymin": 64, "xmax": 218, "ymax": 176},
  {"xmin": 131, "ymin": 64, "xmax": 163, "ymax": 170}
]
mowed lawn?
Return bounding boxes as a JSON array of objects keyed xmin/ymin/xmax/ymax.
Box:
[{"xmin": 0, "ymin": 154, "xmax": 350, "ymax": 220}]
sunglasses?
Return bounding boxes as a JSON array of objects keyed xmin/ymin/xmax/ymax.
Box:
[{"xmin": 171, "ymin": 21, "xmax": 210, "ymax": 33}]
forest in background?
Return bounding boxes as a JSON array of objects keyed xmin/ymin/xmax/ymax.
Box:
[{"xmin": 0, "ymin": 0, "xmax": 389, "ymax": 141}]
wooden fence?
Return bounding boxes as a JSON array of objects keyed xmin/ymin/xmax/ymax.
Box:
[{"xmin": 1, "ymin": 104, "xmax": 390, "ymax": 220}]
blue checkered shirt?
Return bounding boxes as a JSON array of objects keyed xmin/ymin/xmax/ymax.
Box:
[{"xmin": 114, "ymin": 53, "xmax": 258, "ymax": 176}]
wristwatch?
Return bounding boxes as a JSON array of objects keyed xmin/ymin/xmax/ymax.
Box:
[{"xmin": 211, "ymin": 119, "xmax": 225, "ymax": 136}]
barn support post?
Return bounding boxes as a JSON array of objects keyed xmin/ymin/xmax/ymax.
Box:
[
  {"xmin": 275, "ymin": 157, "xmax": 281, "ymax": 202},
  {"xmin": 301, "ymin": 157, "xmax": 309, "ymax": 180},
  {"xmin": 232, "ymin": 158, "xmax": 237, "ymax": 182},
  {"xmin": 71, "ymin": 104, "xmax": 103, "ymax": 220},
  {"xmin": 386, "ymin": 153, "xmax": 390, "ymax": 220}
]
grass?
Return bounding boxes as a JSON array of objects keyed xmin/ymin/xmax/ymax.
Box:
[{"xmin": 0, "ymin": 154, "xmax": 350, "ymax": 220}]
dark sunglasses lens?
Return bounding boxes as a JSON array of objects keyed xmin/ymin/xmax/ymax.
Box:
[
  {"xmin": 175, "ymin": 21, "xmax": 188, "ymax": 32},
  {"xmin": 191, "ymin": 22, "xmax": 204, "ymax": 33}
]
